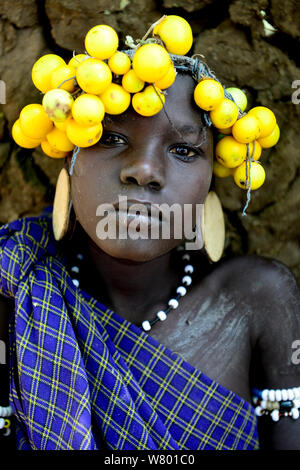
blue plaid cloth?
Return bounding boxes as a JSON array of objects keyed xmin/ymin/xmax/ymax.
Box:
[{"xmin": 0, "ymin": 209, "xmax": 259, "ymax": 450}]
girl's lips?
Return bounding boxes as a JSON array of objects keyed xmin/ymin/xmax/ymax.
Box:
[
  {"xmin": 116, "ymin": 210, "xmax": 162, "ymax": 224},
  {"xmin": 112, "ymin": 199, "xmax": 165, "ymax": 222}
]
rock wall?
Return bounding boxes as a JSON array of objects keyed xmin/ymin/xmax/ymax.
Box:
[{"xmin": 0, "ymin": 0, "xmax": 299, "ymax": 283}]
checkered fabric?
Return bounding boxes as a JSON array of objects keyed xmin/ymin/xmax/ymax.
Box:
[{"xmin": 0, "ymin": 209, "xmax": 259, "ymax": 450}]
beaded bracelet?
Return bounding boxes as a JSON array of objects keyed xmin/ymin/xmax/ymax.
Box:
[
  {"xmin": 0, "ymin": 405, "xmax": 13, "ymax": 437},
  {"xmin": 252, "ymin": 387, "xmax": 300, "ymax": 422}
]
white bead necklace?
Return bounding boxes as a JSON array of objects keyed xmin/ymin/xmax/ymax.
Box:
[{"xmin": 68, "ymin": 246, "xmax": 194, "ymax": 332}]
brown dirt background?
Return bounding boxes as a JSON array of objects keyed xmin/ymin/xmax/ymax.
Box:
[{"xmin": 0, "ymin": 0, "xmax": 299, "ymax": 284}]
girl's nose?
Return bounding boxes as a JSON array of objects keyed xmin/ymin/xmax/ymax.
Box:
[{"xmin": 120, "ymin": 152, "xmax": 165, "ymax": 190}]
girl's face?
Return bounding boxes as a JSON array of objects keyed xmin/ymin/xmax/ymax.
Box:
[{"xmin": 68, "ymin": 73, "xmax": 213, "ymax": 262}]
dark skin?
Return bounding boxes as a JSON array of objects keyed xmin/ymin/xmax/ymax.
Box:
[{"xmin": 1, "ymin": 74, "xmax": 300, "ymax": 449}]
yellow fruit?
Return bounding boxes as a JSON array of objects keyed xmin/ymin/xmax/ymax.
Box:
[
  {"xmin": 210, "ymin": 99, "xmax": 239, "ymax": 129},
  {"xmin": 54, "ymin": 117, "xmax": 72, "ymax": 131},
  {"xmin": 12, "ymin": 119, "xmax": 41, "ymax": 148},
  {"xmin": 108, "ymin": 51, "xmax": 131, "ymax": 75},
  {"xmin": 248, "ymin": 141, "xmax": 262, "ymax": 161},
  {"xmin": 85, "ymin": 25, "xmax": 119, "ymax": 60},
  {"xmin": 213, "ymin": 160, "xmax": 233, "ymax": 178},
  {"xmin": 257, "ymin": 123, "xmax": 280, "ymax": 148},
  {"xmin": 248, "ymin": 106, "xmax": 276, "ymax": 138},
  {"xmin": 42, "ymin": 89, "xmax": 74, "ymax": 122},
  {"xmin": 132, "ymin": 44, "xmax": 172, "ymax": 83},
  {"xmin": 68, "ymin": 54, "xmax": 88, "ymax": 69},
  {"xmin": 100, "ymin": 83, "xmax": 131, "ymax": 115},
  {"xmin": 153, "ymin": 15, "xmax": 193, "ymax": 55},
  {"xmin": 233, "ymin": 161, "xmax": 266, "ymax": 190},
  {"xmin": 232, "ymin": 114, "xmax": 261, "ymax": 144},
  {"xmin": 226, "ymin": 87, "xmax": 247, "ymax": 112},
  {"xmin": 66, "ymin": 119, "xmax": 103, "ymax": 147},
  {"xmin": 154, "ymin": 63, "xmax": 176, "ymax": 90},
  {"xmin": 41, "ymin": 140, "xmax": 69, "ymax": 158},
  {"xmin": 20, "ymin": 104, "xmax": 53, "ymax": 140},
  {"xmin": 46, "ymin": 127, "xmax": 75, "ymax": 152},
  {"xmin": 76, "ymin": 58, "xmax": 112, "ymax": 95},
  {"xmin": 132, "ymin": 85, "xmax": 165, "ymax": 117},
  {"xmin": 215, "ymin": 135, "xmax": 247, "ymax": 168},
  {"xmin": 122, "ymin": 69, "xmax": 145, "ymax": 93},
  {"xmin": 50, "ymin": 65, "xmax": 76, "ymax": 92},
  {"xmin": 194, "ymin": 79, "xmax": 224, "ymax": 111},
  {"xmin": 32, "ymin": 54, "xmax": 66, "ymax": 93},
  {"xmin": 72, "ymin": 94, "xmax": 105, "ymax": 126},
  {"xmin": 216, "ymin": 126, "xmax": 232, "ymax": 135}
]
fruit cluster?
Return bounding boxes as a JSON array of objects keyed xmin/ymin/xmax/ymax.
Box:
[
  {"xmin": 194, "ymin": 79, "xmax": 279, "ymax": 190},
  {"xmin": 12, "ymin": 17, "xmax": 188, "ymax": 159},
  {"xmin": 11, "ymin": 14, "xmax": 279, "ymax": 192}
]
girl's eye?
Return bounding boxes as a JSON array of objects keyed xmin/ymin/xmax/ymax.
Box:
[
  {"xmin": 100, "ymin": 133, "xmax": 127, "ymax": 146},
  {"xmin": 169, "ymin": 145, "xmax": 200, "ymax": 160}
]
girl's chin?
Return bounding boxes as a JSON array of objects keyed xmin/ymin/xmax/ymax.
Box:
[{"xmin": 93, "ymin": 239, "xmax": 178, "ymax": 263}]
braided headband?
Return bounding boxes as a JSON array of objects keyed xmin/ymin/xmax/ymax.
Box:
[{"xmin": 11, "ymin": 15, "xmax": 280, "ymax": 216}]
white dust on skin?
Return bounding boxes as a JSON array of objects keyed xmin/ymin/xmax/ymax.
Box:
[{"xmin": 149, "ymin": 288, "xmax": 252, "ymax": 396}]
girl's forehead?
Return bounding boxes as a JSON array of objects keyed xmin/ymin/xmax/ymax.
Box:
[{"xmin": 104, "ymin": 74, "xmax": 205, "ymax": 130}]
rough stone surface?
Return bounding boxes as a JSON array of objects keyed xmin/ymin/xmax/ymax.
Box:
[
  {"xmin": 270, "ymin": 0, "xmax": 300, "ymax": 39},
  {"xmin": 162, "ymin": 0, "xmax": 214, "ymax": 13},
  {"xmin": 45, "ymin": 0, "xmax": 161, "ymax": 51},
  {"xmin": 0, "ymin": 0, "xmax": 299, "ymax": 284},
  {"xmin": 0, "ymin": 0, "xmax": 39, "ymax": 28}
]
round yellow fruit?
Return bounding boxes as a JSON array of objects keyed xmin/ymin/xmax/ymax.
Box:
[
  {"xmin": 12, "ymin": 119, "xmax": 41, "ymax": 148},
  {"xmin": 41, "ymin": 140, "xmax": 69, "ymax": 158},
  {"xmin": 257, "ymin": 123, "xmax": 280, "ymax": 148},
  {"xmin": 68, "ymin": 54, "xmax": 88, "ymax": 69},
  {"xmin": 132, "ymin": 85, "xmax": 165, "ymax": 117},
  {"xmin": 54, "ymin": 117, "xmax": 72, "ymax": 131},
  {"xmin": 76, "ymin": 58, "xmax": 112, "ymax": 95},
  {"xmin": 132, "ymin": 44, "xmax": 171, "ymax": 83},
  {"xmin": 213, "ymin": 160, "xmax": 233, "ymax": 178},
  {"xmin": 108, "ymin": 51, "xmax": 131, "ymax": 75},
  {"xmin": 72, "ymin": 94, "xmax": 105, "ymax": 126},
  {"xmin": 42, "ymin": 89, "xmax": 74, "ymax": 122},
  {"xmin": 248, "ymin": 141, "xmax": 262, "ymax": 161},
  {"xmin": 216, "ymin": 126, "xmax": 232, "ymax": 135},
  {"xmin": 85, "ymin": 25, "xmax": 119, "ymax": 60},
  {"xmin": 210, "ymin": 99, "xmax": 239, "ymax": 129},
  {"xmin": 215, "ymin": 135, "xmax": 247, "ymax": 168},
  {"xmin": 66, "ymin": 119, "xmax": 103, "ymax": 147},
  {"xmin": 194, "ymin": 79, "xmax": 224, "ymax": 111},
  {"xmin": 248, "ymin": 106, "xmax": 276, "ymax": 138},
  {"xmin": 100, "ymin": 83, "xmax": 131, "ymax": 115},
  {"xmin": 32, "ymin": 54, "xmax": 66, "ymax": 93},
  {"xmin": 154, "ymin": 63, "xmax": 176, "ymax": 90},
  {"xmin": 233, "ymin": 160, "xmax": 266, "ymax": 190},
  {"xmin": 46, "ymin": 127, "xmax": 75, "ymax": 152},
  {"xmin": 232, "ymin": 114, "xmax": 261, "ymax": 144},
  {"xmin": 226, "ymin": 87, "xmax": 247, "ymax": 112},
  {"xmin": 153, "ymin": 15, "xmax": 193, "ymax": 55},
  {"xmin": 50, "ymin": 65, "xmax": 76, "ymax": 92},
  {"xmin": 122, "ymin": 69, "xmax": 145, "ymax": 93},
  {"xmin": 20, "ymin": 104, "xmax": 53, "ymax": 140}
]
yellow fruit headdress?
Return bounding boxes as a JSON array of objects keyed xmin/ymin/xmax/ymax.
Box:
[{"xmin": 12, "ymin": 15, "xmax": 280, "ymax": 216}]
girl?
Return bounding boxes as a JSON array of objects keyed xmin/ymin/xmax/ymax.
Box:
[{"xmin": 0, "ymin": 35, "xmax": 299, "ymax": 451}]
